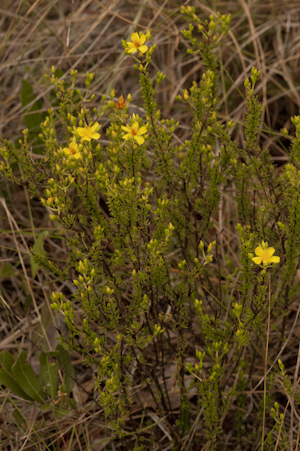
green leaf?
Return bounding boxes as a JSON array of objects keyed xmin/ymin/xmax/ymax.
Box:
[
  {"xmin": 21, "ymin": 79, "xmax": 43, "ymax": 131},
  {"xmin": 55, "ymin": 344, "xmax": 75, "ymax": 394},
  {"xmin": 20, "ymin": 79, "xmax": 45, "ymax": 153},
  {"xmin": 0, "ymin": 351, "xmax": 33, "ymax": 401},
  {"xmin": 12, "ymin": 409, "xmax": 27, "ymax": 430},
  {"xmin": 12, "ymin": 350, "xmax": 45, "ymax": 403},
  {"xmin": 39, "ymin": 352, "xmax": 58, "ymax": 399},
  {"xmin": 32, "ymin": 300, "xmax": 53, "ymax": 345},
  {"xmin": 0, "ymin": 262, "xmax": 18, "ymax": 279},
  {"xmin": 53, "ymin": 407, "xmax": 72, "ymax": 418},
  {"xmin": 30, "ymin": 231, "xmax": 49, "ymax": 278},
  {"xmin": 24, "ymin": 294, "xmax": 33, "ymax": 312},
  {"xmin": 66, "ymin": 397, "xmax": 77, "ymax": 409},
  {"xmin": 54, "ymin": 69, "xmax": 64, "ymax": 79}
]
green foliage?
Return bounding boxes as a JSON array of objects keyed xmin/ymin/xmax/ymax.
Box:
[
  {"xmin": 39, "ymin": 351, "xmax": 59, "ymax": 400},
  {"xmin": 1, "ymin": 6, "xmax": 299, "ymax": 450},
  {"xmin": 0, "ymin": 351, "xmax": 33, "ymax": 401},
  {"xmin": 21, "ymin": 80, "xmax": 44, "ymax": 131},
  {"xmin": 1, "ymin": 350, "xmax": 45, "ymax": 403},
  {"xmin": 54, "ymin": 344, "xmax": 75, "ymax": 395},
  {"xmin": 20, "ymin": 79, "xmax": 46, "ymax": 152},
  {"xmin": 0, "ymin": 345, "xmax": 75, "ymax": 408},
  {"xmin": 30, "ymin": 230, "xmax": 49, "ymax": 278}
]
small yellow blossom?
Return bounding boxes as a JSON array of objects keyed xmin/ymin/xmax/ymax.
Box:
[
  {"xmin": 183, "ymin": 89, "xmax": 189, "ymax": 100},
  {"xmin": 126, "ymin": 32, "xmax": 148, "ymax": 54},
  {"xmin": 121, "ymin": 119, "xmax": 147, "ymax": 145},
  {"xmin": 73, "ymin": 122, "xmax": 100, "ymax": 142},
  {"xmin": 252, "ymin": 241, "xmax": 280, "ymax": 266},
  {"xmin": 63, "ymin": 142, "xmax": 82, "ymax": 159}
]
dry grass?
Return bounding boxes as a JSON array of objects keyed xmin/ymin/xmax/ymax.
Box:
[{"xmin": 1, "ymin": 0, "xmax": 300, "ymax": 450}]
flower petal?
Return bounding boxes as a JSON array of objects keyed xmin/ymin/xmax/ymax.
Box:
[
  {"xmin": 127, "ymin": 47, "xmax": 137, "ymax": 54},
  {"xmin": 91, "ymin": 132, "xmax": 100, "ymax": 140},
  {"xmin": 254, "ymin": 246, "xmax": 264, "ymax": 256},
  {"xmin": 266, "ymin": 247, "xmax": 275, "ymax": 258},
  {"xmin": 269, "ymin": 256, "xmax": 280, "ymax": 264},
  {"xmin": 122, "ymin": 133, "xmax": 131, "ymax": 141},
  {"xmin": 121, "ymin": 126, "xmax": 131, "ymax": 133},
  {"xmin": 75, "ymin": 127, "xmax": 85, "ymax": 136},
  {"xmin": 139, "ymin": 34, "xmax": 146, "ymax": 45},
  {"xmin": 138, "ymin": 45, "xmax": 148, "ymax": 54},
  {"xmin": 131, "ymin": 122, "xmax": 139, "ymax": 132},
  {"xmin": 137, "ymin": 126, "xmax": 147, "ymax": 135},
  {"xmin": 134, "ymin": 135, "xmax": 144, "ymax": 145},
  {"xmin": 91, "ymin": 122, "xmax": 99, "ymax": 132},
  {"xmin": 131, "ymin": 32, "xmax": 139, "ymax": 42}
]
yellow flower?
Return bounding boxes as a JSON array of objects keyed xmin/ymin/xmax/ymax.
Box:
[
  {"xmin": 63, "ymin": 142, "xmax": 82, "ymax": 159},
  {"xmin": 252, "ymin": 241, "xmax": 280, "ymax": 266},
  {"xmin": 121, "ymin": 119, "xmax": 147, "ymax": 145},
  {"xmin": 73, "ymin": 122, "xmax": 100, "ymax": 142},
  {"xmin": 126, "ymin": 32, "xmax": 148, "ymax": 54}
]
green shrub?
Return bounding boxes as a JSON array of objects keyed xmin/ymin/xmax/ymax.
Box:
[{"xmin": 1, "ymin": 5, "xmax": 299, "ymax": 450}]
